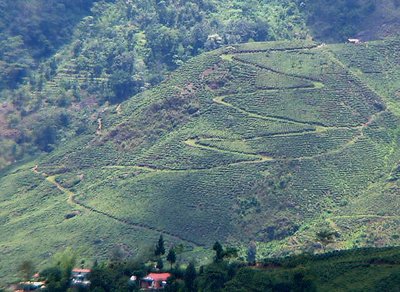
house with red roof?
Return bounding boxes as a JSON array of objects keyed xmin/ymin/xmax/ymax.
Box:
[
  {"xmin": 140, "ymin": 273, "xmax": 172, "ymax": 290},
  {"xmin": 71, "ymin": 268, "xmax": 91, "ymax": 287}
]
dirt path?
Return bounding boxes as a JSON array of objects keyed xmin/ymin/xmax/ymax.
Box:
[
  {"xmin": 32, "ymin": 45, "xmax": 388, "ymax": 249},
  {"xmin": 182, "ymin": 48, "xmax": 382, "ymax": 164},
  {"xmin": 106, "ymin": 46, "xmax": 384, "ymax": 170},
  {"xmin": 32, "ymin": 167, "xmax": 203, "ymax": 247}
]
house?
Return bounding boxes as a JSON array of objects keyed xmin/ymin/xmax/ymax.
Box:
[
  {"xmin": 71, "ymin": 268, "xmax": 91, "ymax": 287},
  {"xmin": 140, "ymin": 273, "xmax": 172, "ymax": 290},
  {"xmin": 13, "ymin": 281, "xmax": 45, "ymax": 291},
  {"xmin": 348, "ymin": 38, "xmax": 361, "ymax": 44}
]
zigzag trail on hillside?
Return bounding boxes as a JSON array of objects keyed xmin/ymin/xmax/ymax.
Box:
[
  {"xmin": 105, "ymin": 46, "xmax": 384, "ymax": 171},
  {"xmin": 100, "ymin": 45, "xmax": 389, "ymax": 243},
  {"xmin": 32, "ymin": 167, "xmax": 203, "ymax": 247},
  {"xmin": 183, "ymin": 48, "xmax": 384, "ymax": 166},
  {"xmin": 33, "ymin": 44, "xmax": 387, "ymax": 245}
]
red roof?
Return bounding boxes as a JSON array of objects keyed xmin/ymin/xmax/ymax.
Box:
[
  {"xmin": 146, "ymin": 273, "xmax": 172, "ymax": 282},
  {"xmin": 72, "ymin": 268, "xmax": 91, "ymax": 273}
]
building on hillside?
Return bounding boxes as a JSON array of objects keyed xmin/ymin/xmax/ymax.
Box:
[
  {"xmin": 71, "ymin": 268, "xmax": 91, "ymax": 287},
  {"xmin": 13, "ymin": 281, "xmax": 45, "ymax": 291},
  {"xmin": 348, "ymin": 38, "xmax": 361, "ymax": 44},
  {"xmin": 140, "ymin": 273, "xmax": 171, "ymax": 290}
]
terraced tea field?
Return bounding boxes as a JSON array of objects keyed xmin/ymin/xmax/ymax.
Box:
[{"xmin": 1, "ymin": 39, "xmax": 400, "ymax": 282}]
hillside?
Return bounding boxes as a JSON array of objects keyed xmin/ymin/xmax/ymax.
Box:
[
  {"xmin": 3, "ymin": 0, "xmax": 400, "ymax": 172},
  {"xmin": 0, "ymin": 0, "xmax": 308, "ymax": 169},
  {"xmin": 304, "ymin": 0, "xmax": 400, "ymax": 42},
  {"xmin": 0, "ymin": 0, "xmax": 98, "ymax": 89},
  {"xmin": 1, "ymin": 38, "xmax": 400, "ymax": 284}
]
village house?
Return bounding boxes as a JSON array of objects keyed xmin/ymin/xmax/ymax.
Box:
[
  {"xmin": 348, "ymin": 38, "xmax": 361, "ymax": 44},
  {"xmin": 13, "ymin": 281, "xmax": 45, "ymax": 291},
  {"xmin": 71, "ymin": 268, "xmax": 91, "ymax": 287},
  {"xmin": 140, "ymin": 273, "xmax": 172, "ymax": 290}
]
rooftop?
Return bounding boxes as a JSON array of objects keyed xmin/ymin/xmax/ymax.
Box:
[
  {"xmin": 72, "ymin": 268, "xmax": 91, "ymax": 274},
  {"xmin": 143, "ymin": 273, "xmax": 172, "ymax": 282}
]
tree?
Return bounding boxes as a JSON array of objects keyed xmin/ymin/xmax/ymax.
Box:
[
  {"xmin": 155, "ymin": 235, "xmax": 166, "ymax": 256},
  {"xmin": 156, "ymin": 258, "xmax": 164, "ymax": 270},
  {"xmin": 292, "ymin": 271, "xmax": 316, "ymax": 292},
  {"xmin": 52, "ymin": 247, "xmax": 76, "ymax": 281},
  {"xmin": 247, "ymin": 242, "xmax": 257, "ymax": 265},
  {"xmin": 108, "ymin": 69, "xmax": 139, "ymax": 103},
  {"xmin": 196, "ymin": 262, "xmax": 229, "ymax": 291},
  {"xmin": 89, "ymin": 264, "xmax": 114, "ymax": 292},
  {"xmin": 40, "ymin": 267, "xmax": 65, "ymax": 292},
  {"xmin": 213, "ymin": 241, "xmax": 224, "ymax": 262},
  {"xmin": 18, "ymin": 260, "xmax": 35, "ymax": 281},
  {"xmin": 184, "ymin": 262, "xmax": 196, "ymax": 292},
  {"xmin": 34, "ymin": 124, "xmax": 57, "ymax": 152},
  {"xmin": 166, "ymin": 248, "xmax": 176, "ymax": 269}
]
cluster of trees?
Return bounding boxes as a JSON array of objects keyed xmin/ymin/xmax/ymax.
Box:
[
  {"xmin": 18, "ymin": 238, "xmax": 315, "ymax": 291},
  {"xmin": 17, "ymin": 240, "xmax": 400, "ymax": 292},
  {"xmin": 69, "ymin": 0, "xmax": 308, "ymax": 103},
  {"xmin": 0, "ymin": 0, "xmax": 99, "ymax": 90},
  {"xmin": 0, "ymin": 0, "xmax": 102, "ymax": 168},
  {"xmin": 0, "ymin": 0, "xmax": 310, "ymax": 99}
]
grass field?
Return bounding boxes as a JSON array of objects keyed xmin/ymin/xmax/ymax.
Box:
[{"xmin": 1, "ymin": 39, "xmax": 400, "ymax": 285}]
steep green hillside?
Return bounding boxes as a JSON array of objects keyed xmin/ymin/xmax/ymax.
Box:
[
  {"xmin": 3, "ymin": 0, "xmax": 400, "ymax": 171},
  {"xmin": 0, "ymin": 0, "xmax": 309, "ymax": 170},
  {"xmin": 2, "ymin": 39, "xmax": 400, "ymax": 284}
]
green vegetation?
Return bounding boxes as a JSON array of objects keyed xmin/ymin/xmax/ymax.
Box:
[
  {"xmin": 28, "ymin": 244, "xmax": 400, "ymax": 291},
  {"xmin": 0, "ymin": 0, "xmax": 97, "ymax": 89},
  {"xmin": 2, "ymin": 0, "xmax": 400, "ymax": 287},
  {"xmin": 301, "ymin": 0, "xmax": 376, "ymax": 41},
  {"xmin": 302, "ymin": 0, "xmax": 400, "ymax": 41},
  {"xmin": 2, "ymin": 37, "xmax": 400, "ymax": 285},
  {"xmin": 1, "ymin": 0, "xmax": 399, "ymax": 170},
  {"xmin": 0, "ymin": 0, "xmax": 309, "ymax": 169}
]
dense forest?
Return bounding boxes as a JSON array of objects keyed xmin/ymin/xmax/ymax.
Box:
[
  {"xmin": 301, "ymin": 0, "xmax": 377, "ymax": 41},
  {"xmin": 0, "ymin": 0, "xmax": 98, "ymax": 89}
]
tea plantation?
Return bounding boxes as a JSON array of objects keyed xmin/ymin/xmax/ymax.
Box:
[{"xmin": 1, "ymin": 38, "xmax": 400, "ymax": 283}]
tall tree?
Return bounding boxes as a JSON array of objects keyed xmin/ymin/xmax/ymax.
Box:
[
  {"xmin": 247, "ymin": 241, "xmax": 257, "ymax": 265},
  {"xmin": 166, "ymin": 248, "xmax": 176, "ymax": 269},
  {"xmin": 155, "ymin": 235, "xmax": 166, "ymax": 256},
  {"xmin": 213, "ymin": 241, "xmax": 224, "ymax": 262},
  {"xmin": 156, "ymin": 258, "xmax": 164, "ymax": 270},
  {"xmin": 184, "ymin": 262, "xmax": 197, "ymax": 292},
  {"xmin": 18, "ymin": 260, "xmax": 35, "ymax": 281}
]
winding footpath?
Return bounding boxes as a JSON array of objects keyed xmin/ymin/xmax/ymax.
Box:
[
  {"xmin": 32, "ymin": 44, "xmax": 389, "ymax": 244},
  {"xmin": 184, "ymin": 48, "xmax": 384, "ymax": 165},
  {"xmin": 32, "ymin": 167, "xmax": 203, "ymax": 247},
  {"xmin": 102, "ymin": 46, "xmax": 384, "ymax": 171}
]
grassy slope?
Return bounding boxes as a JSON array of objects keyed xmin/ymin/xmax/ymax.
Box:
[
  {"xmin": 0, "ymin": 0, "xmax": 309, "ymax": 170},
  {"xmin": 1, "ymin": 38, "xmax": 400, "ymax": 284}
]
